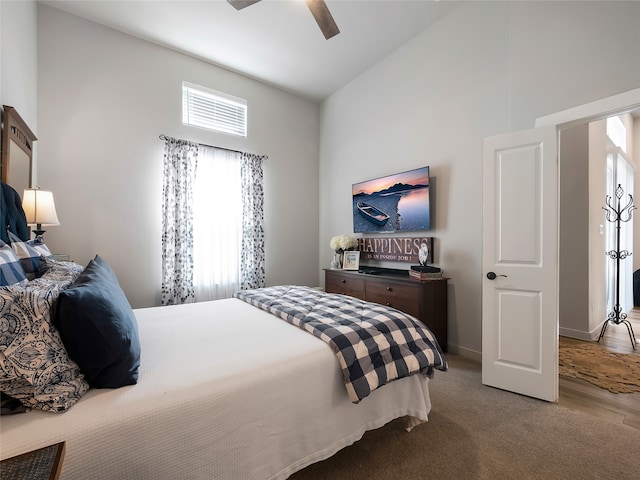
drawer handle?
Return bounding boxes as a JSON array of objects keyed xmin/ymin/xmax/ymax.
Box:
[
  {"xmin": 386, "ymin": 287, "xmax": 392, "ymax": 291},
  {"xmin": 341, "ymin": 279, "xmax": 346, "ymax": 283}
]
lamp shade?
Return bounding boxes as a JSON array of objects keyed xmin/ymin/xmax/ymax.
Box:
[{"xmin": 22, "ymin": 188, "xmax": 61, "ymax": 227}]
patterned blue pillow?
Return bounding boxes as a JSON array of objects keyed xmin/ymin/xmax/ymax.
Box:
[
  {"xmin": 0, "ymin": 242, "xmax": 27, "ymax": 286},
  {"xmin": 7, "ymin": 232, "xmax": 53, "ymax": 280},
  {"xmin": 0, "ymin": 261, "xmax": 89, "ymax": 412}
]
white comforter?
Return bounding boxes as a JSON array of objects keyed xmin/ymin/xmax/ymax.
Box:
[{"xmin": 0, "ymin": 298, "xmax": 432, "ymax": 479}]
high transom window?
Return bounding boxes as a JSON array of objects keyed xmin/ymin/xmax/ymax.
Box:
[{"xmin": 182, "ymin": 81, "xmax": 247, "ymax": 137}]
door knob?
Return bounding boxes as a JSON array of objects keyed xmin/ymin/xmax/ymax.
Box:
[{"xmin": 487, "ymin": 272, "xmax": 507, "ymax": 280}]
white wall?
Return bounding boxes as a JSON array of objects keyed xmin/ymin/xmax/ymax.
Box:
[
  {"xmin": 588, "ymin": 120, "xmax": 609, "ymax": 336},
  {"xmin": 1, "ymin": 0, "xmax": 38, "ymax": 152},
  {"xmin": 319, "ymin": 1, "xmax": 640, "ymax": 355},
  {"xmin": 37, "ymin": 4, "xmax": 320, "ymax": 308},
  {"xmin": 559, "ymin": 124, "xmax": 590, "ymax": 338}
]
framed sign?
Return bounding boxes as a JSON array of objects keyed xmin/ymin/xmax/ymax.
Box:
[
  {"xmin": 342, "ymin": 251, "xmax": 360, "ymax": 270},
  {"xmin": 357, "ymin": 237, "xmax": 433, "ymax": 264}
]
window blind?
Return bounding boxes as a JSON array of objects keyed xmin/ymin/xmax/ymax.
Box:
[{"xmin": 182, "ymin": 82, "xmax": 247, "ymax": 137}]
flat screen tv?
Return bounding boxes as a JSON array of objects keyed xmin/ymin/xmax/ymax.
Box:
[{"xmin": 352, "ymin": 166, "xmax": 430, "ymax": 233}]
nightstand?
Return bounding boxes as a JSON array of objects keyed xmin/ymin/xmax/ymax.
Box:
[{"xmin": 0, "ymin": 442, "xmax": 66, "ymax": 480}]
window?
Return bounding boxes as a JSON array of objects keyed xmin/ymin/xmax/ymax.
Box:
[
  {"xmin": 606, "ymin": 115, "xmax": 627, "ymax": 153},
  {"xmin": 182, "ymin": 82, "xmax": 247, "ymax": 137},
  {"xmin": 604, "ymin": 114, "xmax": 634, "ymax": 314},
  {"xmin": 193, "ymin": 146, "xmax": 243, "ymax": 300},
  {"xmin": 161, "ymin": 136, "xmax": 264, "ymax": 306}
]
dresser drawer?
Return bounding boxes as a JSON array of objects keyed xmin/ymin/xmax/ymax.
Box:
[
  {"xmin": 325, "ymin": 271, "xmax": 366, "ymax": 300},
  {"xmin": 365, "ymin": 280, "xmax": 421, "ymax": 317},
  {"xmin": 323, "ymin": 269, "xmax": 448, "ymax": 351}
]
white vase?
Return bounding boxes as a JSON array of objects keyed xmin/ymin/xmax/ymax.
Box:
[{"xmin": 331, "ymin": 252, "xmax": 342, "ymax": 269}]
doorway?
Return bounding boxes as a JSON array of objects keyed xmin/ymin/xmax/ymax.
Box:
[
  {"xmin": 556, "ymin": 111, "xmax": 639, "ymax": 419},
  {"xmin": 558, "ymin": 112, "xmax": 638, "ymax": 342},
  {"xmin": 482, "ymin": 88, "xmax": 640, "ymax": 402}
]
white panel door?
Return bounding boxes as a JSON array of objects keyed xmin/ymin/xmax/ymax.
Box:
[{"xmin": 482, "ymin": 126, "xmax": 558, "ymax": 402}]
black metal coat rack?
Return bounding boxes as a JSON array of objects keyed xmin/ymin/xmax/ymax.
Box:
[{"xmin": 598, "ymin": 184, "xmax": 638, "ymax": 349}]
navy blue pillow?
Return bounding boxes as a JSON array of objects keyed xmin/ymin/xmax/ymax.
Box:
[
  {"xmin": 55, "ymin": 256, "xmax": 141, "ymax": 388},
  {"xmin": 93, "ymin": 253, "xmax": 118, "ymax": 279}
]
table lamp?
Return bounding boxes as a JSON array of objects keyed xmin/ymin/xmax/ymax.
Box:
[{"xmin": 22, "ymin": 187, "xmax": 60, "ymax": 238}]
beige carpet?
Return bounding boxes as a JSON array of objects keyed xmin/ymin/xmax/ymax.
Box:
[
  {"xmin": 290, "ymin": 356, "xmax": 640, "ymax": 480},
  {"xmin": 559, "ymin": 341, "xmax": 640, "ymax": 393}
]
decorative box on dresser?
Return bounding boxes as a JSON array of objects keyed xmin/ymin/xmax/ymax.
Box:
[{"xmin": 324, "ymin": 268, "xmax": 448, "ymax": 351}]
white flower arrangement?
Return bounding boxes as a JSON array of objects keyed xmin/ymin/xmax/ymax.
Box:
[{"xmin": 330, "ymin": 234, "xmax": 359, "ymax": 253}]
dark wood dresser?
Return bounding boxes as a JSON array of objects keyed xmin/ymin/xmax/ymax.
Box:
[{"xmin": 324, "ymin": 268, "xmax": 448, "ymax": 351}]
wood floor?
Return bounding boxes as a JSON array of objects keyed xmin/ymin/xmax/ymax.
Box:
[{"xmin": 558, "ymin": 309, "xmax": 640, "ymax": 431}]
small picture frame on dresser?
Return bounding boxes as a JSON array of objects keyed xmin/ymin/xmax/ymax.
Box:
[{"xmin": 342, "ymin": 251, "xmax": 360, "ymax": 270}]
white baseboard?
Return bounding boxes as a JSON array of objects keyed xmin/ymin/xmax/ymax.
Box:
[
  {"xmin": 559, "ymin": 321, "xmax": 606, "ymax": 341},
  {"xmin": 559, "ymin": 327, "xmax": 592, "ymax": 341}
]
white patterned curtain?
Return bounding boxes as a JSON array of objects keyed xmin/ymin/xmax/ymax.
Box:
[
  {"xmin": 161, "ymin": 136, "xmax": 199, "ymax": 305},
  {"xmin": 240, "ymin": 153, "xmax": 266, "ymax": 290},
  {"xmin": 193, "ymin": 147, "xmax": 243, "ymax": 300}
]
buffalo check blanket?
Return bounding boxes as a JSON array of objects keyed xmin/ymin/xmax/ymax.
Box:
[{"xmin": 233, "ymin": 285, "xmax": 447, "ymax": 403}]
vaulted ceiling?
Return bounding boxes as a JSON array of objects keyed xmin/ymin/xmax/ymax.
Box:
[{"xmin": 41, "ymin": 0, "xmax": 462, "ymax": 101}]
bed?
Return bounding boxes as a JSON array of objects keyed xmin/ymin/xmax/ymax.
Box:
[{"xmin": 0, "ymin": 181, "xmax": 446, "ymax": 479}]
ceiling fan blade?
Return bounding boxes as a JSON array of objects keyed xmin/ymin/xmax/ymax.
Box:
[
  {"xmin": 227, "ymin": 0, "xmax": 262, "ymax": 11},
  {"xmin": 305, "ymin": 0, "xmax": 340, "ymax": 40}
]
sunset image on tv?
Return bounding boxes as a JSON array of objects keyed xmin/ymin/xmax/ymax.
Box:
[{"xmin": 352, "ymin": 166, "xmax": 430, "ymax": 233}]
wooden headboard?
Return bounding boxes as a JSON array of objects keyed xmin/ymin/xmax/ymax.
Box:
[
  {"xmin": 1, "ymin": 106, "xmax": 36, "ymax": 199},
  {"xmin": 0, "ymin": 106, "xmax": 35, "ymax": 244}
]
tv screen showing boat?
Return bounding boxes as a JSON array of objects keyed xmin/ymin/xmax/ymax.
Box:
[{"xmin": 352, "ymin": 166, "xmax": 430, "ymax": 233}]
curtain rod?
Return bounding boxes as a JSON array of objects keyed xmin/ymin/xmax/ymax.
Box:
[{"xmin": 159, "ymin": 134, "xmax": 244, "ymax": 156}]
